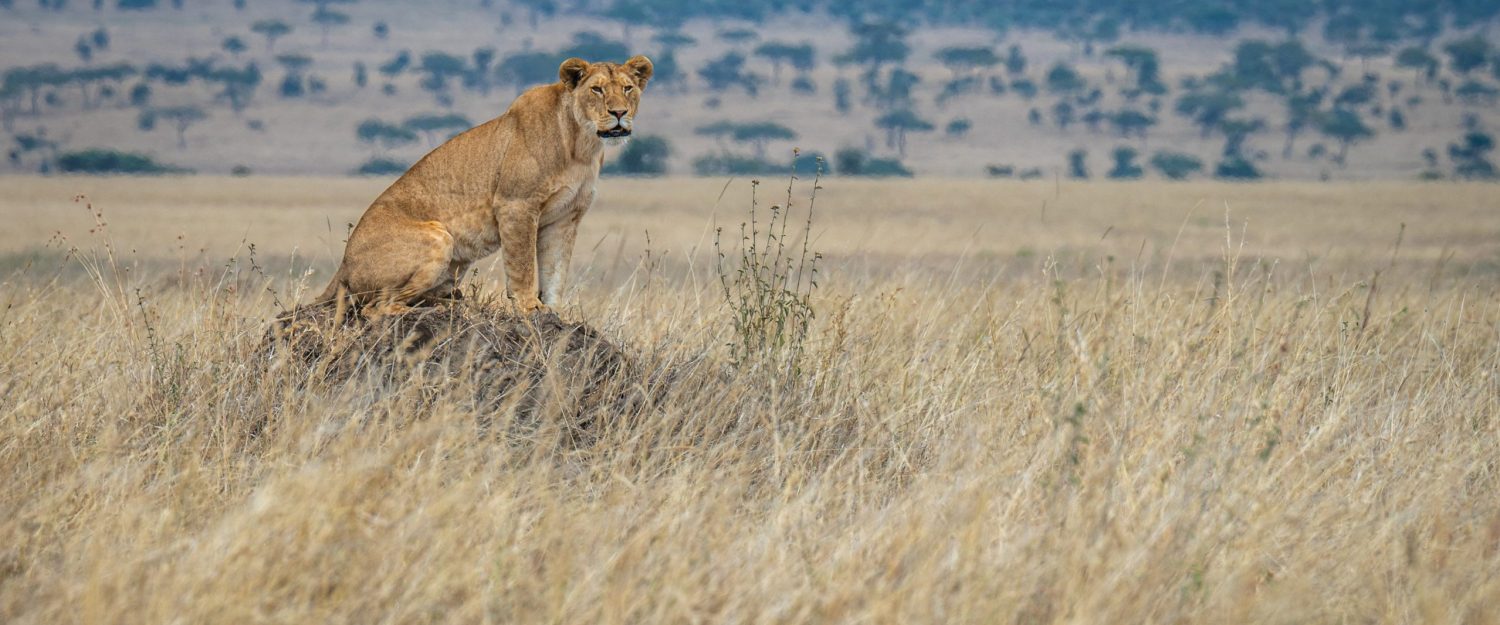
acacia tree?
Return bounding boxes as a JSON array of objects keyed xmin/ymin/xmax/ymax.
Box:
[
  {"xmin": 1395, "ymin": 47, "xmax": 1438, "ymax": 83},
  {"xmin": 310, "ymin": 7, "xmax": 350, "ymax": 48},
  {"xmin": 732, "ymin": 121, "xmax": 796, "ymax": 159},
  {"xmin": 1281, "ymin": 89, "xmax": 1323, "ymax": 158},
  {"xmin": 356, "ymin": 118, "xmax": 417, "ymax": 153},
  {"xmin": 754, "ymin": 41, "xmax": 814, "ymax": 85},
  {"xmin": 417, "ymin": 52, "xmax": 467, "ymax": 106},
  {"xmin": 250, "ymin": 20, "xmax": 292, "ymax": 52},
  {"xmin": 875, "ymin": 109, "xmax": 933, "ymax": 157},
  {"xmin": 495, "ymin": 51, "xmax": 553, "ymax": 95},
  {"xmin": 221, "ymin": 36, "xmax": 247, "ymax": 58},
  {"xmin": 403, "ymin": 113, "xmax": 471, "ymax": 146},
  {"xmin": 142, "ymin": 105, "xmax": 207, "ymax": 148},
  {"xmin": 934, "ymin": 46, "xmax": 999, "ymax": 79},
  {"xmin": 694, "ymin": 120, "xmax": 737, "ymax": 154},
  {"xmin": 1317, "ymin": 108, "xmax": 1374, "ymax": 165}
]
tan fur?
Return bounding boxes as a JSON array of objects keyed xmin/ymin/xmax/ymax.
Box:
[{"xmin": 315, "ymin": 55, "xmax": 653, "ymax": 316}]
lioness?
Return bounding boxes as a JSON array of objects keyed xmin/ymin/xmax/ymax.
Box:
[{"xmin": 314, "ymin": 55, "xmax": 653, "ymax": 316}]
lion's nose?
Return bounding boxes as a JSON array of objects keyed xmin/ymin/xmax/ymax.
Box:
[{"xmin": 608, "ymin": 109, "xmax": 627, "ymax": 120}]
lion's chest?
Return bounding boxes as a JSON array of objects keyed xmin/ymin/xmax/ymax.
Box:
[{"xmin": 538, "ymin": 163, "xmax": 599, "ymax": 227}]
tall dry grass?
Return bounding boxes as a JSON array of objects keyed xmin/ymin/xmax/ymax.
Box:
[{"xmin": 0, "ymin": 177, "xmax": 1498, "ymax": 623}]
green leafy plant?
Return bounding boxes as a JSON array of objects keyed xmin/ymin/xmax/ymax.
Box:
[{"xmin": 714, "ymin": 152, "xmax": 823, "ymax": 373}]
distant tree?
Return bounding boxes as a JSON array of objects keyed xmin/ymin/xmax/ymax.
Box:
[
  {"xmin": 1448, "ymin": 131, "xmax": 1496, "ymax": 179},
  {"xmin": 1317, "ymin": 108, "xmax": 1374, "ymax": 165},
  {"xmin": 208, "ymin": 63, "xmax": 261, "ymax": 113},
  {"xmin": 945, "ymin": 117, "xmax": 971, "ymax": 137},
  {"xmin": 372, "ymin": 21, "xmax": 388, "ymax": 40},
  {"xmin": 403, "ymin": 112, "xmax": 471, "ymax": 146},
  {"xmin": 650, "ymin": 49, "xmax": 683, "ymax": 93},
  {"xmin": 465, "ymin": 47, "xmax": 495, "ymax": 95},
  {"xmin": 1067, "ymin": 149, "xmax": 1088, "ymax": 179},
  {"xmin": 310, "ymin": 7, "xmax": 350, "ymax": 48},
  {"xmin": 1455, "ymin": 81, "xmax": 1500, "ymax": 106},
  {"xmin": 1176, "ymin": 90, "xmax": 1245, "ymax": 138},
  {"xmin": 1217, "ymin": 117, "xmax": 1266, "ymax": 158},
  {"xmin": 250, "ymin": 20, "xmax": 292, "ymax": 52},
  {"xmin": 1045, "ymin": 62, "xmax": 1085, "ymax": 95},
  {"xmin": 514, "ymin": 0, "xmax": 555, "ymax": 29},
  {"xmin": 653, "ymin": 31, "xmax": 696, "ymax": 50},
  {"xmin": 74, "ymin": 36, "xmax": 93, "ymax": 63},
  {"xmin": 57, "ymin": 149, "xmax": 181, "ymax": 174},
  {"xmin": 495, "ymin": 51, "xmax": 551, "ymax": 94},
  {"xmin": 875, "ymin": 109, "xmax": 933, "ymax": 157},
  {"xmin": 602, "ymin": 135, "xmax": 671, "ymax": 176},
  {"xmin": 934, "ymin": 46, "xmax": 999, "ymax": 79},
  {"xmin": 275, "ymin": 54, "xmax": 312, "ymax": 98},
  {"xmin": 1214, "ymin": 155, "xmax": 1262, "ymax": 179},
  {"xmin": 753, "ymin": 41, "xmax": 814, "ymax": 85},
  {"xmin": 353, "ymin": 157, "xmax": 408, "ymax": 176},
  {"xmin": 417, "ymin": 51, "xmax": 467, "ymax": 106},
  {"xmin": 694, "ymin": 120, "xmax": 737, "ymax": 154},
  {"xmin": 356, "ymin": 118, "xmax": 417, "ymax": 152},
  {"xmin": 1188, "ymin": 6, "xmax": 1238, "ymax": 35},
  {"xmin": 717, "ymin": 28, "xmax": 759, "ymax": 47},
  {"xmin": 1052, "ymin": 101, "xmax": 1075, "ymax": 130},
  {"xmin": 1107, "ymin": 146, "xmax": 1144, "ymax": 179},
  {"xmin": 1110, "ymin": 109, "xmax": 1155, "ymax": 141},
  {"xmin": 1388, "ymin": 108, "xmax": 1405, "ymax": 131},
  {"xmin": 1282, "ymin": 89, "xmax": 1324, "ymax": 158},
  {"xmin": 698, "ymin": 52, "xmax": 760, "ymax": 96},
  {"xmin": 1010, "ymin": 79, "xmax": 1038, "ymax": 100},
  {"xmin": 221, "ymin": 36, "xmax": 248, "ymax": 58},
  {"xmin": 1322, "ymin": 13, "xmax": 1364, "ymax": 53},
  {"xmin": 142, "ymin": 105, "xmax": 207, "ymax": 148},
  {"xmin": 1004, "ymin": 44, "xmax": 1027, "ymax": 76},
  {"xmin": 833, "ymin": 78, "xmax": 850, "ymax": 112},
  {"xmin": 128, "ymin": 82, "xmax": 150, "ymax": 107},
  {"xmin": 1103, "ymin": 45, "xmax": 1160, "ymax": 91},
  {"xmin": 1150, "ymin": 151, "xmax": 1203, "ymax": 179},
  {"xmin": 1443, "ymin": 36, "xmax": 1491, "ymax": 75},
  {"xmin": 561, "ymin": 32, "xmax": 628, "ymax": 62},
  {"xmin": 353, "ymin": 61, "xmax": 368, "ymax": 88},
  {"xmin": 732, "ymin": 121, "xmax": 796, "ymax": 159},
  {"xmin": 1334, "ymin": 83, "xmax": 1376, "ymax": 108},
  {"xmin": 833, "ymin": 147, "xmax": 912, "ymax": 177},
  {"xmin": 839, "ymin": 21, "xmax": 909, "ymax": 74}
]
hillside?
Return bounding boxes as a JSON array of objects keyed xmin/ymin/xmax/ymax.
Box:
[{"xmin": 2, "ymin": 0, "xmax": 1498, "ymax": 180}]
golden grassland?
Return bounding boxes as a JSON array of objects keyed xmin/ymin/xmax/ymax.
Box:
[{"xmin": 1, "ymin": 176, "xmax": 1498, "ymax": 623}]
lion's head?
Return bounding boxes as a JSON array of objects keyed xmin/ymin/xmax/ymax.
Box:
[{"xmin": 559, "ymin": 56, "xmax": 653, "ymax": 143}]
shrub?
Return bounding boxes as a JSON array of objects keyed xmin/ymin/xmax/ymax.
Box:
[
  {"xmin": 602, "ymin": 136, "xmax": 672, "ymax": 176},
  {"xmin": 1107, "ymin": 147, "xmax": 1144, "ymax": 179},
  {"xmin": 832, "ymin": 148, "xmax": 912, "ymax": 177},
  {"xmin": 1150, "ymin": 151, "xmax": 1203, "ymax": 180},
  {"xmin": 713, "ymin": 173, "xmax": 822, "ymax": 373},
  {"xmin": 352, "ymin": 157, "xmax": 409, "ymax": 176},
  {"xmin": 56, "ymin": 149, "xmax": 184, "ymax": 175},
  {"xmin": 693, "ymin": 154, "xmax": 787, "ymax": 176},
  {"xmin": 1214, "ymin": 155, "xmax": 1262, "ymax": 180}
]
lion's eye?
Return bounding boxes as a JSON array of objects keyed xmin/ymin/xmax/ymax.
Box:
[
  {"xmin": 591, "ymin": 86, "xmax": 604, "ymax": 95},
  {"xmin": 623, "ymin": 85, "xmax": 634, "ymax": 93}
]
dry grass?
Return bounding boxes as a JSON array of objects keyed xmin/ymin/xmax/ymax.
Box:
[{"xmin": 1, "ymin": 177, "xmax": 1499, "ymax": 623}]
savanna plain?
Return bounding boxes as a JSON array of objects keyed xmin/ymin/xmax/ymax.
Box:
[{"xmin": 1, "ymin": 176, "xmax": 1498, "ymax": 624}]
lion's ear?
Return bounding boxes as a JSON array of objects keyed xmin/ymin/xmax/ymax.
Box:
[
  {"xmin": 624, "ymin": 55, "xmax": 653, "ymax": 89},
  {"xmin": 559, "ymin": 58, "xmax": 590, "ymax": 89}
]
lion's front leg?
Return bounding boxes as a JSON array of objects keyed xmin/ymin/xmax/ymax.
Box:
[
  {"xmin": 537, "ymin": 213, "xmax": 582, "ymax": 308},
  {"xmin": 497, "ymin": 200, "xmax": 545, "ymax": 314}
]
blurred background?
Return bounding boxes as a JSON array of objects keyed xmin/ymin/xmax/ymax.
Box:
[{"xmin": 1, "ymin": 0, "xmax": 1497, "ymax": 181}]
